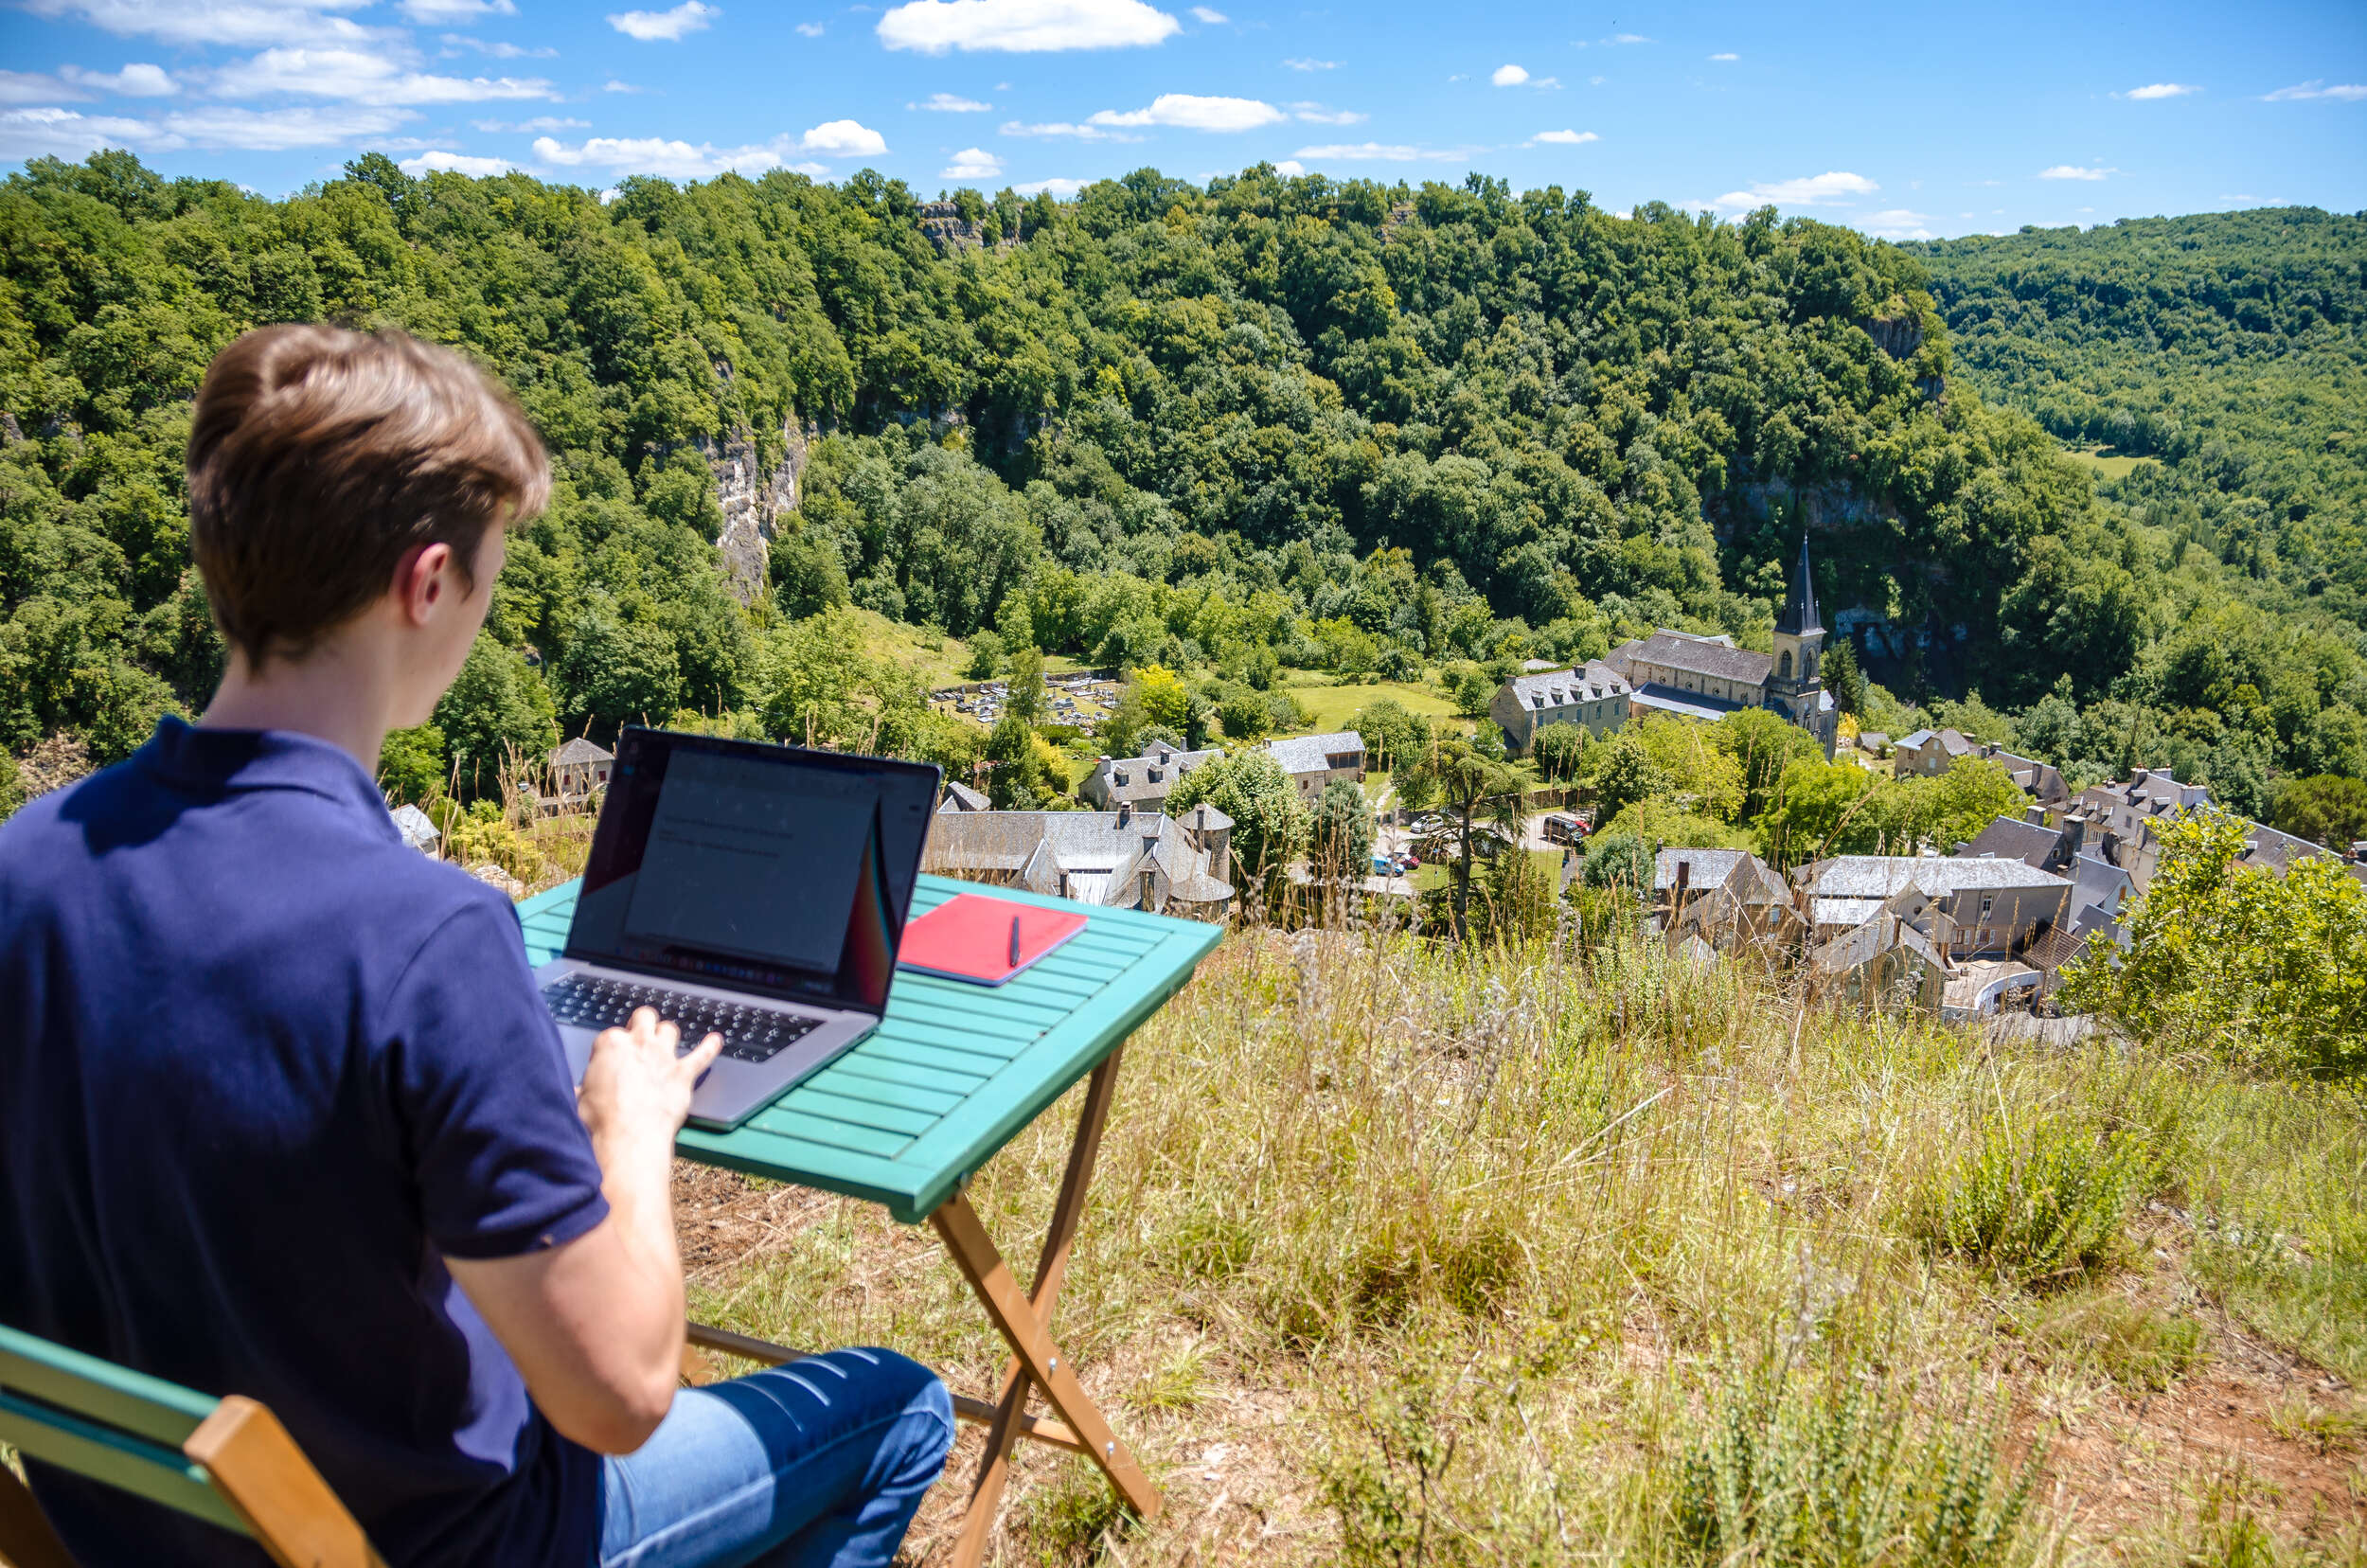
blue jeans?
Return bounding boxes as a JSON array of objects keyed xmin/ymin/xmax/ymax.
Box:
[{"xmin": 597, "ymin": 1347, "xmax": 953, "ymax": 1568}]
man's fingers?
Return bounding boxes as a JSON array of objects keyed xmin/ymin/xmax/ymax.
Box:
[{"xmin": 682, "ymin": 1032, "xmax": 724, "ymax": 1077}]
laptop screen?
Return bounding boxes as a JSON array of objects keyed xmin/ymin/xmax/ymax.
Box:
[{"xmin": 564, "ymin": 728, "xmax": 940, "ymax": 1014}]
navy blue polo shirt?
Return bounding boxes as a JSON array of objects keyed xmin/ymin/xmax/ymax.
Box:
[{"xmin": 0, "ymin": 718, "xmax": 610, "ymax": 1566}]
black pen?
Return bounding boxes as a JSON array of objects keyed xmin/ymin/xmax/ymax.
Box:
[{"xmin": 1008, "ymin": 915, "xmax": 1022, "ymax": 969}]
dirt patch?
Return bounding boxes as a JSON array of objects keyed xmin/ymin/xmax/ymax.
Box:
[
  {"xmin": 671, "ymin": 1161, "xmax": 834, "ymax": 1284},
  {"xmin": 2032, "ymin": 1307, "xmax": 2362, "ymax": 1556}
]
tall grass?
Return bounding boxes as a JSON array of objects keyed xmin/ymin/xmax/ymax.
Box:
[{"xmin": 679, "ymin": 916, "xmax": 2363, "ymax": 1564}]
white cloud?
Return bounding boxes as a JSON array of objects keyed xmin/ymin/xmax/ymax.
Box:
[
  {"xmin": 1283, "ymin": 57, "xmax": 1335, "ymax": 70},
  {"xmin": 399, "ymin": 147, "xmax": 514, "ymax": 174},
  {"xmin": 1708, "ymin": 51, "xmax": 1737, "ymax": 61},
  {"xmin": 1015, "ymin": 175, "xmax": 1083, "ymax": 194},
  {"xmin": 2120, "ymin": 81, "xmax": 2198, "ymax": 99},
  {"xmin": 1289, "ymin": 101, "xmax": 1363, "ymax": 124},
  {"xmin": 879, "ymin": 0, "xmax": 1180, "ymax": 54},
  {"xmin": 531, "ymin": 118, "xmax": 883, "ymax": 178},
  {"xmin": 211, "ymin": 47, "xmax": 557, "ymax": 104},
  {"xmin": 914, "ymin": 92, "xmax": 991, "ymax": 110},
  {"xmin": 2264, "ymin": 80, "xmax": 2367, "ymax": 101},
  {"xmin": 19, "ymin": 0, "xmax": 387, "ymax": 50},
  {"xmin": 1089, "ymin": 92, "xmax": 1283, "ymax": 131},
  {"xmin": 799, "ymin": 117, "xmax": 889, "ymax": 153},
  {"xmin": 1291, "ymin": 140, "xmax": 1476, "ymax": 162},
  {"xmin": 603, "ymin": 80, "xmax": 647, "ymax": 92},
  {"xmin": 399, "ymin": 0, "xmax": 515, "ymax": 18},
  {"xmin": 1860, "ymin": 207, "xmax": 1932, "ymax": 239},
  {"xmin": 607, "ymin": 2, "xmax": 719, "ymax": 42},
  {"xmin": 1001, "ymin": 118, "xmax": 1133, "ymax": 139},
  {"xmin": 1189, "ymin": 4, "xmax": 1225, "ymax": 19},
  {"xmin": 0, "ymin": 99, "xmax": 419, "ymax": 156},
  {"xmin": 474, "ymin": 115, "xmax": 587, "ymax": 131},
  {"xmin": 795, "ymin": 20, "xmax": 824, "ymax": 33},
  {"xmin": 2220, "ymin": 192, "xmax": 2287, "ymax": 205},
  {"xmin": 2038, "ymin": 164, "xmax": 2113, "ymax": 180},
  {"xmin": 442, "ymin": 33, "xmax": 556, "ymax": 57},
  {"xmin": 1705, "ymin": 169, "xmax": 1877, "ymax": 211},
  {"xmin": 1527, "ymin": 128, "xmax": 1597, "ymax": 145},
  {"xmin": 1271, "ymin": 158, "xmax": 1303, "ymax": 174},
  {"xmin": 0, "ymin": 72, "xmax": 86, "ymax": 105},
  {"xmin": 1600, "ymin": 31, "xmax": 1648, "ymax": 44},
  {"xmin": 60, "ymin": 62, "xmax": 180, "ymax": 97},
  {"xmin": 534, "ymin": 133, "xmax": 784, "ymax": 177},
  {"xmin": 1491, "ymin": 62, "xmax": 1528, "ymax": 86},
  {"xmin": 941, "ymin": 145, "xmax": 1001, "ymax": 177}
]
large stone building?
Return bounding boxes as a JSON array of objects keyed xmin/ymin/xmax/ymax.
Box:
[
  {"xmin": 1078, "ymin": 742, "xmax": 1223, "ymax": 813},
  {"xmin": 1488, "ymin": 661, "xmax": 1632, "ymax": 753},
  {"xmin": 1792, "ymin": 854, "xmax": 2074, "ymax": 959},
  {"xmin": 1602, "ymin": 535, "xmax": 1839, "ymax": 757}
]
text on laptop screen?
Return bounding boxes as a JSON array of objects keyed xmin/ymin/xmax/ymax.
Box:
[{"xmin": 566, "ymin": 730, "xmax": 938, "ymax": 1012}]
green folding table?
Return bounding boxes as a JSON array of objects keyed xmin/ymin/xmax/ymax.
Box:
[{"xmin": 517, "ymin": 872, "xmax": 1221, "ymax": 1567}]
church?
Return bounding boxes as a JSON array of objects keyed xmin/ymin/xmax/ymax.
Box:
[{"xmin": 1602, "ymin": 535, "xmax": 1841, "ymax": 757}]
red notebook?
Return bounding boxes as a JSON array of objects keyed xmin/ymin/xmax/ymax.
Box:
[{"xmin": 897, "ymin": 893, "xmax": 1088, "ymax": 986}]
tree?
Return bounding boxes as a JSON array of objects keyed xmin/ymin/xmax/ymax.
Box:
[
  {"xmin": 964, "ymin": 629, "xmax": 1006, "ymax": 679},
  {"xmin": 1166, "ymin": 748, "xmax": 1308, "ymax": 916},
  {"xmin": 2271, "ymin": 774, "xmax": 2367, "ymax": 848},
  {"xmin": 1581, "ymin": 829, "xmax": 1653, "ymax": 894},
  {"xmin": 1400, "ymin": 735, "xmax": 1533, "ymax": 939},
  {"xmin": 1531, "ymin": 722, "xmax": 1588, "ymax": 782},
  {"xmin": 1905, "ymin": 757, "xmax": 2026, "ymax": 854},
  {"xmin": 1351, "ymin": 698, "xmax": 1433, "ymax": 774},
  {"xmin": 434, "ymin": 633, "xmax": 560, "ymax": 802},
  {"xmin": 1756, "ymin": 756, "xmax": 1884, "ymax": 868},
  {"xmin": 1132, "ymin": 665, "xmax": 1190, "ymax": 732},
  {"xmin": 1005, "ymin": 644, "xmax": 1046, "ymax": 723},
  {"xmin": 1216, "ymin": 683, "xmax": 1274, "ymax": 740},
  {"xmin": 1824, "ymin": 635, "xmax": 1868, "ymax": 716},
  {"xmin": 1588, "ymin": 731, "xmax": 1668, "ymax": 824},
  {"xmin": 558, "ymin": 600, "xmax": 679, "ymax": 740},
  {"xmin": 2059, "ymin": 810, "xmax": 2366, "ymax": 1081},
  {"xmin": 1310, "ymin": 777, "xmax": 1375, "ymax": 890},
  {"xmin": 984, "ymin": 713, "xmax": 1047, "ymax": 808}
]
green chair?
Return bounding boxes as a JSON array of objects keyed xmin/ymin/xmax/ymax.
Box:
[{"xmin": 0, "ymin": 1324, "xmax": 383, "ymax": 1568}]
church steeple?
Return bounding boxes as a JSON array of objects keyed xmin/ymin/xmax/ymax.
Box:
[{"xmin": 1774, "ymin": 530, "xmax": 1822, "ymax": 638}]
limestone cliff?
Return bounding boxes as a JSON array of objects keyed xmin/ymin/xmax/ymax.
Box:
[{"xmin": 701, "ymin": 415, "xmax": 811, "ymax": 603}]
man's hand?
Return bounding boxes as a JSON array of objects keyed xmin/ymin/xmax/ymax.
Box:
[
  {"xmin": 448, "ymin": 1008, "xmax": 721, "ymax": 1455},
  {"xmin": 579, "ymin": 1007, "xmax": 723, "ymax": 1158}
]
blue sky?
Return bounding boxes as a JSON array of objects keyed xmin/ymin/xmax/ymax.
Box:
[{"xmin": 2, "ymin": 0, "xmax": 2360, "ymax": 238}]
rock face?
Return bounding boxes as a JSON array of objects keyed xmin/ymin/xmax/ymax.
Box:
[
  {"xmin": 701, "ymin": 414, "xmax": 811, "ymax": 603},
  {"xmin": 917, "ymin": 200, "xmax": 988, "ymax": 254}
]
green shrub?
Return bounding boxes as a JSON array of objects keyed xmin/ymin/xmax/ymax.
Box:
[
  {"xmin": 2013, "ymin": 1290, "xmax": 2207, "ymax": 1391},
  {"xmin": 1674, "ymin": 1363, "xmax": 2045, "ymax": 1568},
  {"xmin": 1909, "ymin": 1118, "xmax": 2147, "ymax": 1287}
]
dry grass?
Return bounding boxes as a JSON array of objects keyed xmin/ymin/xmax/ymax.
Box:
[{"xmin": 668, "ymin": 922, "xmax": 2367, "ymax": 1565}]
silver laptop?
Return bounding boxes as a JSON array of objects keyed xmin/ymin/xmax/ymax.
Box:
[{"xmin": 534, "ymin": 726, "xmax": 939, "ymax": 1130}]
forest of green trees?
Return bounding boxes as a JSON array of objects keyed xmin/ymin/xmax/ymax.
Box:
[{"xmin": 1, "ymin": 151, "xmax": 2360, "ymax": 828}]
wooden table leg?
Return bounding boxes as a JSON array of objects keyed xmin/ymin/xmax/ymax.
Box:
[{"xmin": 942, "ymin": 1050, "xmax": 1130, "ymax": 1567}]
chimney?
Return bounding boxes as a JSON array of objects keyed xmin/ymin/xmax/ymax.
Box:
[{"xmin": 1116, "ymin": 800, "xmax": 1131, "ymax": 829}]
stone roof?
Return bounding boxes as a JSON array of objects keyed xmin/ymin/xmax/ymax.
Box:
[
  {"xmin": 2242, "ymin": 820, "xmax": 2327, "ymax": 873},
  {"xmin": 390, "ymin": 803, "xmax": 439, "ymax": 851},
  {"xmin": 1502, "ymin": 662, "xmax": 1631, "ymax": 709},
  {"xmin": 1088, "ymin": 745, "xmax": 1223, "ymax": 806},
  {"xmin": 1773, "ymin": 532, "xmax": 1823, "ymax": 638},
  {"xmin": 1631, "ymin": 686, "xmax": 1749, "ymax": 721},
  {"xmin": 1897, "ymin": 727, "xmax": 1974, "ymax": 757},
  {"xmin": 923, "ymin": 809, "xmax": 1232, "ymax": 909},
  {"xmin": 1264, "ymin": 731, "xmax": 1365, "ymax": 776},
  {"xmin": 1797, "ymin": 855, "xmax": 2071, "ymax": 900},
  {"xmin": 551, "ymin": 737, "xmax": 613, "ymax": 766},
  {"xmin": 939, "ymin": 779, "xmax": 989, "ymax": 812},
  {"xmin": 1615, "ymin": 631, "xmax": 1773, "ymax": 688},
  {"xmin": 1653, "ymin": 848, "xmax": 1750, "ymax": 894},
  {"xmin": 1956, "ymin": 815, "xmax": 2064, "ymax": 869},
  {"xmin": 1810, "ymin": 912, "xmax": 1945, "ymax": 976},
  {"xmin": 1177, "ymin": 801, "xmax": 1234, "ymax": 833}
]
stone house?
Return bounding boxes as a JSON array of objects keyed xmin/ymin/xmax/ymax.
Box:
[
  {"xmin": 1654, "ymin": 847, "xmax": 1800, "ymax": 952},
  {"xmin": 1078, "ymin": 742, "xmax": 1223, "ymax": 813},
  {"xmin": 548, "ymin": 737, "xmax": 614, "ymax": 802},
  {"xmin": 1263, "ymin": 732, "xmax": 1367, "ymax": 803},
  {"xmin": 1488, "ymin": 662, "xmax": 1632, "ymax": 753},
  {"xmin": 1793, "ymin": 854, "xmax": 2074, "ymax": 959},
  {"xmin": 1809, "ymin": 914, "xmax": 1949, "ymax": 1012},
  {"xmin": 920, "ymin": 802, "xmax": 1235, "ymax": 918},
  {"xmin": 1892, "ymin": 727, "xmax": 1976, "ymax": 778}
]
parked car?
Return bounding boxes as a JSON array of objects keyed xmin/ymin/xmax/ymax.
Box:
[{"xmin": 1541, "ymin": 811, "xmax": 1586, "ymax": 846}]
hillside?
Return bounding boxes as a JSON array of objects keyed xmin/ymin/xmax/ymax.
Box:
[
  {"xmin": 681, "ymin": 922, "xmax": 2367, "ymax": 1565},
  {"xmin": 1, "ymin": 153, "xmax": 2361, "ymax": 823},
  {"xmin": 1910, "ymin": 209, "xmax": 2367, "ymax": 634}
]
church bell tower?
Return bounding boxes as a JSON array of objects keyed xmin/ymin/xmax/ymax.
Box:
[{"xmin": 1769, "ymin": 533, "xmax": 1836, "ymax": 756}]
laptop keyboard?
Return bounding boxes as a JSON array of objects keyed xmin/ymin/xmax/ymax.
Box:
[{"xmin": 541, "ymin": 974, "xmax": 821, "ymax": 1064}]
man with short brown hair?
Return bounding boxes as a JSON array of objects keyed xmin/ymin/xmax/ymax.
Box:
[{"xmin": 0, "ymin": 325, "xmax": 951, "ymax": 1566}]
